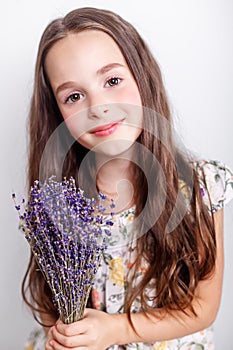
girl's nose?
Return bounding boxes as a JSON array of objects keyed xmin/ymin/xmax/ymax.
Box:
[
  {"xmin": 88, "ymin": 103, "xmax": 109, "ymax": 119},
  {"xmin": 88, "ymin": 94, "xmax": 109, "ymax": 119}
]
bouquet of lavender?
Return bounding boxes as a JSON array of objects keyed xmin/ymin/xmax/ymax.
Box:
[{"xmin": 13, "ymin": 176, "xmax": 114, "ymax": 324}]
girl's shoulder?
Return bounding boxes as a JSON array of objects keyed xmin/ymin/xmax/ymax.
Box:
[{"xmin": 192, "ymin": 159, "xmax": 233, "ymax": 213}]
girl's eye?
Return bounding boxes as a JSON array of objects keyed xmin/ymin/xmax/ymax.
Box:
[
  {"xmin": 66, "ymin": 93, "xmax": 84, "ymax": 104},
  {"xmin": 105, "ymin": 77, "xmax": 121, "ymax": 87}
]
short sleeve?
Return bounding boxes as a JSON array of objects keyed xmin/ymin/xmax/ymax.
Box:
[{"xmin": 195, "ymin": 160, "xmax": 233, "ymax": 213}]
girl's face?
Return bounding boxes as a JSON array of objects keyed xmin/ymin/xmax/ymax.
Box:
[{"xmin": 45, "ymin": 30, "xmax": 142, "ymax": 156}]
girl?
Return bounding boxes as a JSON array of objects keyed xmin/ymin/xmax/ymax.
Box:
[{"xmin": 23, "ymin": 7, "xmax": 233, "ymax": 350}]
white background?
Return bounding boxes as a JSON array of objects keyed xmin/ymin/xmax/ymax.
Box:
[{"xmin": 0, "ymin": 0, "xmax": 232, "ymax": 348}]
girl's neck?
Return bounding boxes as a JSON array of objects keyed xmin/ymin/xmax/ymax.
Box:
[{"xmin": 96, "ymin": 156, "xmax": 135, "ymax": 213}]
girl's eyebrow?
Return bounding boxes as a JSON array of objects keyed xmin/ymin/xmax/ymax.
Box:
[
  {"xmin": 56, "ymin": 81, "xmax": 77, "ymax": 96},
  {"xmin": 96, "ymin": 63, "xmax": 125, "ymax": 76}
]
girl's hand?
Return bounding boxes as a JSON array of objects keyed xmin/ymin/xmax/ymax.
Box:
[{"xmin": 47, "ymin": 308, "xmax": 118, "ymax": 350}]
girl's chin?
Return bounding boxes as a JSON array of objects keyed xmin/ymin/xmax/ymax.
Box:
[{"xmin": 89, "ymin": 140, "xmax": 136, "ymax": 158}]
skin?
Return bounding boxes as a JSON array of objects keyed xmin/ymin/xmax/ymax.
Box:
[{"xmin": 44, "ymin": 30, "xmax": 224, "ymax": 349}]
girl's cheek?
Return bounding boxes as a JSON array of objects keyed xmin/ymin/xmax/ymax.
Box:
[
  {"xmin": 64, "ymin": 114, "xmax": 88, "ymax": 140},
  {"xmin": 118, "ymin": 86, "xmax": 141, "ymax": 106},
  {"xmin": 57, "ymin": 100, "xmax": 82, "ymax": 121},
  {"xmin": 59, "ymin": 106, "xmax": 75, "ymax": 121}
]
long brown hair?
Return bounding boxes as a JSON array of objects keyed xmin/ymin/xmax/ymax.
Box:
[{"xmin": 23, "ymin": 7, "xmax": 216, "ymax": 325}]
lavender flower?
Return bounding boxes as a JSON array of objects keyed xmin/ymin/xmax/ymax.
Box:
[{"xmin": 13, "ymin": 176, "xmax": 114, "ymax": 324}]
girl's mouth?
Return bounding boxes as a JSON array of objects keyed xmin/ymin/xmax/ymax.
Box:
[{"xmin": 90, "ymin": 121, "xmax": 122, "ymax": 137}]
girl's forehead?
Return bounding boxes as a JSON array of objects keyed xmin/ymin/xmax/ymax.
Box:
[
  {"xmin": 48, "ymin": 30, "xmax": 123, "ymax": 58},
  {"xmin": 45, "ymin": 30, "xmax": 127, "ymax": 78}
]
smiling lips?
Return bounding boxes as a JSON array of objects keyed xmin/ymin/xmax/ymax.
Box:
[{"xmin": 90, "ymin": 121, "xmax": 122, "ymax": 137}]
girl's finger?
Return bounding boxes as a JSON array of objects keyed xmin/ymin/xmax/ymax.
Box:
[
  {"xmin": 52, "ymin": 330, "xmax": 93, "ymax": 348},
  {"xmin": 45, "ymin": 340, "xmax": 54, "ymax": 350},
  {"xmin": 50, "ymin": 338, "xmax": 87, "ymax": 350},
  {"xmin": 55, "ymin": 320, "xmax": 88, "ymax": 336}
]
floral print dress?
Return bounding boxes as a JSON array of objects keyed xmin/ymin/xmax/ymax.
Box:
[{"xmin": 24, "ymin": 160, "xmax": 233, "ymax": 350}]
